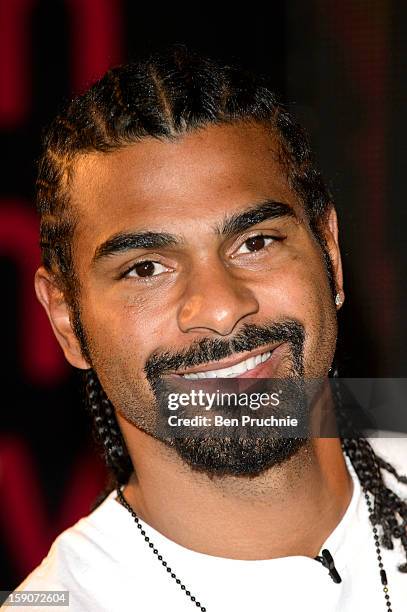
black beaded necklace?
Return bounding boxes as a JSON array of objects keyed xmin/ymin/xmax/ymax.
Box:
[
  {"xmin": 116, "ymin": 487, "xmax": 206, "ymax": 610},
  {"xmin": 116, "ymin": 482, "xmax": 394, "ymax": 611}
]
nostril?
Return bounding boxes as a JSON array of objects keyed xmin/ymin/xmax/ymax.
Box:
[{"xmin": 177, "ymin": 286, "xmax": 259, "ymax": 336}]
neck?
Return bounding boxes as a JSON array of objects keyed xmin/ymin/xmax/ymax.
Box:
[{"xmin": 118, "ymin": 423, "xmax": 353, "ymax": 560}]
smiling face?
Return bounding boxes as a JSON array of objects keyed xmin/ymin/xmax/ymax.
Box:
[{"xmin": 36, "ymin": 120, "xmax": 344, "ymax": 474}]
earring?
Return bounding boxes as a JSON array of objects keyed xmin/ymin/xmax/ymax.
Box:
[{"xmin": 335, "ymin": 293, "xmax": 342, "ymax": 307}]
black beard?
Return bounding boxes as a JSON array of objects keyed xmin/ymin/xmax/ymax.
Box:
[
  {"xmin": 170, "ymin": 436, "xmax": 308, "ymax": 477},
  {"xmin": 145, "ymin": 320, "xmax": 308, "ymax": 477}
]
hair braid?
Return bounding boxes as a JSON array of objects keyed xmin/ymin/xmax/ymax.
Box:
[
  {"xmin": 342, "ymin": 437, "xmax": 407, "ymax": 572},
  {"xmin": 331, "ymin": 372, "xmax": 407, "ymax": 573},
  {"xmin": 85, "ymin": 368, "xmax": 132, "ymax": 486}
]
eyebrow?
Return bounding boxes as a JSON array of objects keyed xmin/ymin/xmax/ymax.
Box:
[
  {"xmin": 91, "ymin": 200, "xmax": 297, "ymax": 265},
  {"xmin": 92, "ymin": 231, "xmax": 181, "ymax": 265},
  {"xmin": 215, "ymin": 200, "xmax": 297, "ymax": 237}
]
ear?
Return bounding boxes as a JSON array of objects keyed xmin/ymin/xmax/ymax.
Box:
[
  {"xmin": 35, "ymin": 266, "xmax": 91, "ymax": 369},
  {"xmin": 322, "ymin": 206, "xmax": 345, "ymax": 308}
]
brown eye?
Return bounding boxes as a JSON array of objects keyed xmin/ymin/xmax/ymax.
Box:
[
  {"xmin": 126, "ymin": 261, "xmax": 169, "ymax": 278},
  {"xmin": 135, "ymin": 261, "xmax": 155, "ymax": 277},
  {"xmin": 245, "ymin": 236, "xmax": 267, "ymax": 252},
  {"xmin": 236, "ymin": 235, "xmax": 275, "ymax": 255}
]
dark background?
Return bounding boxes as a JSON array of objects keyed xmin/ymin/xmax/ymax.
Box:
[{"xmin": 1, "ymin": 0, "xmax": 406, "ymax": 590}]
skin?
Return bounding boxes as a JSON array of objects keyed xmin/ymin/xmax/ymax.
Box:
[{"xmin": 35, "ymin": 121, "xmax": 351, "ymax": 560}]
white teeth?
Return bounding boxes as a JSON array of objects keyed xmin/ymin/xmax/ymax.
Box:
[
  {"xmin": 233, "ymin": 360, "xmax": 247, "ymax": 375},
  {"xmin": 182, "ymin": 350, "xmax": 273, "ymax": 379},
  {"xmin": 203, "ymin": 370, "xmax": 218, "ymax": 378},
  {"xmin": 246, "ymin": 357, "xmax": 256, "ymax": 370}
]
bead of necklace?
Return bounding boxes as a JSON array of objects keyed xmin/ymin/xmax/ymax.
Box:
[{"xmin": 116, "ymin": 486, "xmax": 393, "ymax": 611}]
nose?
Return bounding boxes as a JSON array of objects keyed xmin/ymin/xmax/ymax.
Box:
[{"xmin": 177, "ymin": 260, "xmax": 259, "ymax": 336}]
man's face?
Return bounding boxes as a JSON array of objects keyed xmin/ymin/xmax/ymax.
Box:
[{"xmin": 40, "ymin": 121, "xmax": 343, "ymax": 474}]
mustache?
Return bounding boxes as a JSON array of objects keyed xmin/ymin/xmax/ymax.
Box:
[{"xmin": 144, "ymin": 319, "xmax": 305, "ymax": 380}]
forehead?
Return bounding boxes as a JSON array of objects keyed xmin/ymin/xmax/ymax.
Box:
[{"xmin": 70, "ymin": 122, "xmax": 301, "ymax": 247}]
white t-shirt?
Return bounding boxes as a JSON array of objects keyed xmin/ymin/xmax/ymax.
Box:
[{"xmin": 10, "ymin": 436, "xmax": 407, "ymax": 611}]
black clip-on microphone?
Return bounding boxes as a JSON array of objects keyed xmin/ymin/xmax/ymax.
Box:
[{"xmin": 314, "ymin": 549, "xmax": 342, "ymax": 584}]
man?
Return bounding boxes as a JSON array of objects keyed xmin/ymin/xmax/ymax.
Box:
[{"xmin": 13, "ymin": 46, "xmax": 407, "ymax": 611}]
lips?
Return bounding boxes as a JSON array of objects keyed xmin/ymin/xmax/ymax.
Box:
[{"xmin": 174, "ymin": 343, "xmax": 286, "ymax": 380}]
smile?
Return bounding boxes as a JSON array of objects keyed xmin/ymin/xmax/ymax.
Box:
[{"xmin": 180, "ymin": 350, "xmax": 273, "ymax": 379}]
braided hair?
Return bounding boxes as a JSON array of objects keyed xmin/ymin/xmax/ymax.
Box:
[
  {"xmin": 35, "ymin": 45, "xmax": 407, "ymax": 572},
  {"xmin": 85, "ymin": 369, "xmax": 132, "ymax": 487},
  {"xmin": 36, "ymin": 44, "xmax": 334, "ymax": 308}
]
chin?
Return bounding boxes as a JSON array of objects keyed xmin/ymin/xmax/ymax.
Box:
[{"xmin": 168, "ymin": 436, "xmax": 308, "ymax": 477}]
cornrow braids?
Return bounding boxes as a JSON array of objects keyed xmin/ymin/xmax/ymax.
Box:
[
  {"xmin": 85, "ymin": 367, "xmax": 407, "ymax": 573},
  {"xmin": 36, "ymin": 44, "xmax": 332, "ymax": 301}
]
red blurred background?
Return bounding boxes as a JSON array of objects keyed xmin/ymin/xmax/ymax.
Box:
[{"xmin": 1, "ymin": 0, "xmax": 406, "ymax": 590}]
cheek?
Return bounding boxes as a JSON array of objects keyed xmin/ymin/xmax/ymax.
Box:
[
  {"xmin": 78, "ymin": 297, "xmax": 162, "ymax": 419},
  {"xmin": 78, "ymin": 293, "xmax": 152, "ymax": 376},
  {"xmin": 256, "ymin": 247, "xmax": 332, "ymax": 313},
  {"xmin": 255, "ymin": 249, "xmax": 337, "ymax": 371}
]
